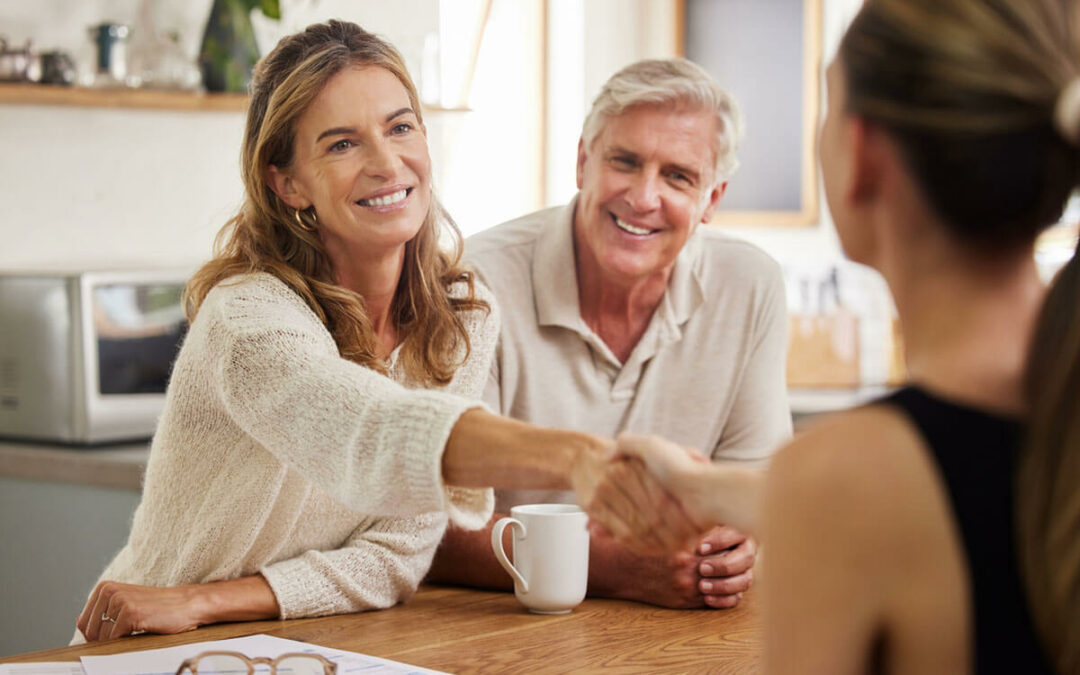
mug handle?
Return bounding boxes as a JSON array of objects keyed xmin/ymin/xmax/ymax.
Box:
[{"xmin": 491, "ymin": 517, "xmax": 529, "ymax": 592}]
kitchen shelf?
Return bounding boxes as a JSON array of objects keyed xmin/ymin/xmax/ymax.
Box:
[
  {"xmin": 0, "ymin": 82, "xmax": 470, "ymax": 114},
  {"xmin": 0, "ymin": 82, "xmax": 247, "ymax": 111}
]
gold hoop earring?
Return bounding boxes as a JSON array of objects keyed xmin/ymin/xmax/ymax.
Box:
[{"xmin": 294, "ymin": 208, "xmax": 317, "ymax": 232}]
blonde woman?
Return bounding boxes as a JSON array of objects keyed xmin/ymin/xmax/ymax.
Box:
[
  {"xmin": 75, "ymin": 20, "xmax": 608, "ymax": 643},
  {"xmin": 594, "ymin": 0, "xmax": 1080, "ymax": 673}
]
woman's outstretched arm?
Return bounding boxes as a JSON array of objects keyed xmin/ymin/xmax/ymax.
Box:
[{"xmin": 443, "ymin": 407, "xmax": 614, "ymax": 497}]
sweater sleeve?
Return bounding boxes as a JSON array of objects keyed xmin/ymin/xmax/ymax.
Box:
[
  {"xmin": 259, "ymin": 511, "xmax": 448, "ymax": 618},
  {"xmin": 207, "ymin": 277, "xmax": 490, "ymax": 525}
]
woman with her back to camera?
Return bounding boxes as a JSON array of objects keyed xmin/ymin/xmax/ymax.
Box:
[
  {"xmin": 74, "ymin": 20, "xmax": 610, "ymax": 642},
  {"xmin": 596, "ymin": 0, "xmax": 1080, "ymax": 673}
]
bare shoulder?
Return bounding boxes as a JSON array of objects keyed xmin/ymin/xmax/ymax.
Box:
[
  {"xmin": 765, "ymin": 403, "xmax": 955, "ymax": 565},
  {"xmin": 762, "ymin": 403, "xmax": 970, "ymax": 672},
  {"xmin": 770, "ymin": 404, "xmax": 922, "ymax": 479}
]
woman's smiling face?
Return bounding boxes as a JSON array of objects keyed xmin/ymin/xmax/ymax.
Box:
[{"xmin": 269, "ymin": 65, "xmax": 431, "ymax": 262}]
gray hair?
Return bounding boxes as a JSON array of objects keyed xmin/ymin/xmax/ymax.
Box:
[{"xmin": 580, "ymin": 58, "xmax": 744, "ymax": 184}]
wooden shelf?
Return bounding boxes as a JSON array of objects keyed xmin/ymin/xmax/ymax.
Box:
[
  {"xmin": 0, "ymin": 81, "xmax": 471, "ymax": 114},
  {"xmin": 0, "ymin": 82, "xmax": 247, "ymax": 111}
]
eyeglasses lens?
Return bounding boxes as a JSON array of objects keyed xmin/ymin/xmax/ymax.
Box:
[
  {"xmin": 193, "ymin": 653, "xmax": 250, "ymax": 673},
  {"xmin": 276, "ymin": 656, "xmax": 328, "ymax": 675}
]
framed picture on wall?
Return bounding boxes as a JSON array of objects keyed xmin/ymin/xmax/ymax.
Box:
[{"xmin": 676, "ymin": 0, "xmax": 823, "ymax": 226}]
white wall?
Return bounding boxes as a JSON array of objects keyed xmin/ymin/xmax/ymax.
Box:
[
  {"xmin": 1, "ymin": 0, "xmax": 891, "ymax": 373},
  {"xmin": 0, "ymin": 104, "xmax": 242, "ymax": 270},
  {"xmin": 436, "ymin": 0, "xmax": 545, "ymax": 234},
  {"xmin": 0, "ymin": 0, "xmax": 864, "ymax": 265},
  {"xmin": 0, "ymin": 0, "xmax": 540, "ymax": 268}
]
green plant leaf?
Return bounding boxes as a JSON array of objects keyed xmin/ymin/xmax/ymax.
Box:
[{"xmin": 259, "ymin": 0, "xmax": 281, "ymax": 19}]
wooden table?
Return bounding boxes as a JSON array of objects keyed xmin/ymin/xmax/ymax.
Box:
[{"xmin": 0, "ymin": 585, "xmax": 762, "ymax": 673}]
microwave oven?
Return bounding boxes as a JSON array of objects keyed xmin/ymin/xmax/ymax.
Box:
[{"xmin": 0, "ymin": 269, "xmax": 190, "ymax": 445}]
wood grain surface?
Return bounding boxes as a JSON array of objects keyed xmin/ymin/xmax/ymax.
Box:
[{"xmin": 0, "ymin": 585, "xmax": 762, "ymax": 673}]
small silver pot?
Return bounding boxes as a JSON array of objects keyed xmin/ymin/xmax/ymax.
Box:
[{"xmin": 0, "ymin": 37, "xmax": 33, "ymax": 81}]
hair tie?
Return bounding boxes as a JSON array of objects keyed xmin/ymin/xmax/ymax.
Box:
[{"xmin": 1053, "ymin": 77, "xmax": 1080, "ymax": 145}]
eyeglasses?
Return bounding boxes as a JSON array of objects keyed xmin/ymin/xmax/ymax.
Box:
[{"xmin": 175, "ymin": 650, "xmax": 337, "ymax": 674}]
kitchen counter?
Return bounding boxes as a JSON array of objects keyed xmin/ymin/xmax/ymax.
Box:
[
  {"xmin": 788, "ymin": 385, "xmax": 893, "ymax": 416},
  {"xmin": 0, "ymin": 439, "xmax": 148, "ymax": 491}
]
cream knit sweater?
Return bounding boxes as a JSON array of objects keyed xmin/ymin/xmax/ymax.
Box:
[{"xmin": 84, "ymin": 272, "xmax": 497, "ymax": 625}]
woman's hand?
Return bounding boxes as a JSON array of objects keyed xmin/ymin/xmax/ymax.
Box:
[
  {"xmin": 616, "ymin": 433, "xmax": 709, "ymax": 484},
  {"xmin": 615, "ymin": 433, "xmax": 764, "ymax": 536},
  {"xmin": 76, "ymin": 581, "xmax": 207, "ymax": 642},
  {"xmin": 76, "ymin": 575, "xmax": 280, "ymax": 642},
  {"xmin": 583, "ymin": 433, "xmax": 723, "ymax": 555}
]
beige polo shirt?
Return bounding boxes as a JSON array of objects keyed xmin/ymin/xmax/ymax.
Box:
[{"xmin": 466, "ymin": 199, "xmax": 792, "ymax": 509}]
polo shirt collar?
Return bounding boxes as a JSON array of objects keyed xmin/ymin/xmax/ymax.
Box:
[
  {"xmin": 532, "ymin": 197, "xmax": 587, "ymax": 332},
  {"xmin": 664, "ymin": 229, "xmax": 705, "ymax": 329},
  {"xmin": 531, "ymin": 194, "xmax": 706, "ymax": 338}
]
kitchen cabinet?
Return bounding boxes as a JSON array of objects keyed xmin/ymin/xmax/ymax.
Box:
[{"xmin": 0, "ymin": 441, "xmax": 146, "ymax": 657}]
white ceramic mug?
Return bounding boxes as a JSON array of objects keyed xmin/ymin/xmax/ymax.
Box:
[{"xmin": 490, "ymin": 503, "xmax": 590, "ymax": 614}]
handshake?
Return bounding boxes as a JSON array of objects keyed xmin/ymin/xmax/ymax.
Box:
[{"xmin": 572, "ymin": 434, "xmax": 762, "ymax": 556}]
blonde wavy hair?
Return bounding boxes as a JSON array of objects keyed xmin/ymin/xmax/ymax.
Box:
[{"xmin": 185, "ymin": 20, "xmax": 488, "ymax": 387}]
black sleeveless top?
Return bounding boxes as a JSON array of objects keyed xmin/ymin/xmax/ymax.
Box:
[{"xmin": 880, "ymin": 387, "xmax": 1052, "ymax": 674}]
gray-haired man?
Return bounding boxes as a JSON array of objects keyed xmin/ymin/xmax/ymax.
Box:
[{"xmin": 428, "ymin": 59, "xmax": 791, "ymax": 608}]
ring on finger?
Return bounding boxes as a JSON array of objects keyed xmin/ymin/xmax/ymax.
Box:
[{"xmin": 101, "ymin": 612, "xmax": 117, "ymax": 624}]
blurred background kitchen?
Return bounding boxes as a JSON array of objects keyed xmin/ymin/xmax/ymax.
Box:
[{"xmin": 0, "ymin": 0, "xmax": 1076, "ymax": 656}]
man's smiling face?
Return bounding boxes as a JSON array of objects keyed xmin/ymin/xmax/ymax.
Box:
[{"xmin": 574, "ymin": 103, "xmax": 724, "ymax": 285}]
